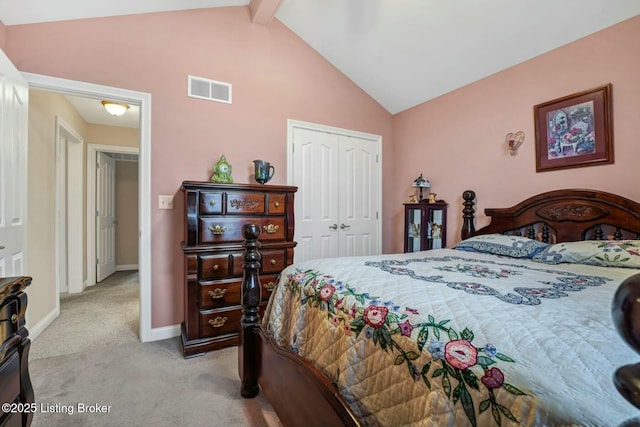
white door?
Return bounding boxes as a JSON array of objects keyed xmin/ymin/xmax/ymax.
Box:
[
  {"xmin": 291, "ymin": 123, "xmax": 381, "ymax": 262},
  {"xmin": 292, "ymin": 128, "xmax": 340, "ymax": 261},
  {"xmin": 0, "ymin": 50, "xmax": 28, "ymax": 277},
  {"xmin": 96, "ymin": 151, "xmax": 116, "ymax": 282},
  {"xmin": 339, "ymin": 135, "xmax": 379, "ymax": 257}
]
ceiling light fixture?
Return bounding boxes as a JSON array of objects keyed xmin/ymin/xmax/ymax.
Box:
[{"xmin": 101, "ymin": 100, "xmax": 129, "ymax": 116}]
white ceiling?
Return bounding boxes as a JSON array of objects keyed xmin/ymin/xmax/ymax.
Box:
[{"xmin": 3, "ymin": 0, "xmax": 640, "ymax": 116}]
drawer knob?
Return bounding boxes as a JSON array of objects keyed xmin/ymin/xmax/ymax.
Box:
[
  {"xmin": 265, "ymin": 281, "xmax": 276, "ymax": 292},
  {"xmin": 263, "ymin": 224, "xmax": 279, "ymax": 234},
  {"xmin": 209, "ymin": 225, "xmax": 226, "ymax": 235},
  {"xmin": 209, "ymin": 316, "xmax": 227, "ymax": 328},
  {"xmin": 210, "ymin": 200, "xmax": 216, "ymax": 206},
  {"xmin": 212, "ymin": 264, "xmax": 219, "ymax": 271},
  {"xmin": 208, "ymin": 288, "xmax": 226, "ymax": 299},
  {"xmin": 274, "ymin": 201, "xmax": 280, "ymax": 208},
  {"xmin": 11, "ymin": 314, "xmax": 18, "ymax": 324},
  {"xmin": 270, "ymin": 259, "xmax": 276, "ymax": 265}
]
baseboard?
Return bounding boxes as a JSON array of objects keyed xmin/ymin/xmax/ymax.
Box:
[
  {"xmin": 116, "ymin": 264, "xmax": 139, "ymax": 271},
  {"xmin": 148, "ymin": 324, "xmax": 181, "ymax": 342},
  {"xmin": 28, "ymin": 306, "xmax": 60, "ymax": 341}
]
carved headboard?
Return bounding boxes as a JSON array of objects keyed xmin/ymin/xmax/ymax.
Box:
[{"xmin": 461, "ymin": 189, "xmax": 640, "ymax": 243}]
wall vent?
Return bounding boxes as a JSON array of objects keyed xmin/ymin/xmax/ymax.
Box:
[{"xmin": 188, "ymin": 75, "xmax": 232, "ymax": 104}]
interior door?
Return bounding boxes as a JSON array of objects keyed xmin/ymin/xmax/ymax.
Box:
[
  {"xmin": 0, "ymin": 49, "xmax": 29, "ymax": 277},
  {"xmin": 96, "ymin": 151, "xmax": 116, "ymax": 282},
  {"xmin": 291, "ymin": 124, "xmax": 381, "ymax": 262},
  {"xmin": 292, "ymin": 127, "xmax": 340, "ymax": 261},
  {"xmin": 338, "ymin": 135, "xmax": 379, "ymax": 257}
]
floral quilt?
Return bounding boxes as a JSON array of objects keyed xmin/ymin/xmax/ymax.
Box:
[{"xmin": 262, "ymin": 249, "xmax": 640, "ymax": 427}]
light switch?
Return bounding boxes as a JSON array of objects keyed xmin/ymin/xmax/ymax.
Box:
[{"xmin": 158, "ymin": 195, "xmax": 174, "ymax": 209}]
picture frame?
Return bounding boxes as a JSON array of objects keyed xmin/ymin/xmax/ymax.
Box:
[{"xmin": 534, "ymin": 83, "xmax": 613, "ymax": 172}]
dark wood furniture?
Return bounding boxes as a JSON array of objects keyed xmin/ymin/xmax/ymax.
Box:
[
  {"xmin": 0, "ymin": 276, "xmax": 34, "ymax": 427},
  {"xmin": 403, "ymin": 201, "xmax": 447, "ymax": 252},
  {"xmin": 239, "ymin": 188, "xmax": 640, "ymax": 427},
  {"xmin": 180, "ymin": 182, "xmax": 296, "ymax": 357}
]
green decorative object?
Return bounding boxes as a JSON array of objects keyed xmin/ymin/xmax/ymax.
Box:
[{"xmin": 211, "ymin": 155, "xmax": 233, "ymax": 183}]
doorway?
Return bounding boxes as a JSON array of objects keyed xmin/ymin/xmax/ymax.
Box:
[{"xmin": 24, "ymin": 72, "xmax": 155, "ymax": 342}]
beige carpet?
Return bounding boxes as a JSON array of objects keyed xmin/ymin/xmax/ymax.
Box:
[{"xmin": 28, "ymin": 271, "xmax": 282, "ymax": 427}]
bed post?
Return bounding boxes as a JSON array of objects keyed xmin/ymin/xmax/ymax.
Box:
[
  {"xmin": 239, "ymin": 224, "xmax": 262, "ymax": 398},
  {"xmin": 461, "ymin": 190, "xmax": 476, "ymax": 240},
  {"xmin": 612, "ymin": 273, "xmax": 640, "ymax": 410}
]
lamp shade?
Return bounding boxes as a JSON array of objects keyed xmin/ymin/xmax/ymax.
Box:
[{"xmin": 101, "ymin": 101, "xmax": 129, "ymax": 116}]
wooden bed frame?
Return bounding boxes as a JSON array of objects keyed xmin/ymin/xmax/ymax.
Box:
[{"xmin": 239, "ymin": 188, "xmax": 640, "ymax": 426}]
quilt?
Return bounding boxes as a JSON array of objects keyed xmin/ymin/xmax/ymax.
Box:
[{"xmin": 262, "ymin": 249, "xmax": 640, "ymax": 427}]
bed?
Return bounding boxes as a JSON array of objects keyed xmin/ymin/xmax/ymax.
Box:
[{"xmin": 238, "ymin": 189, "xmax": 640, "ymax": 427}]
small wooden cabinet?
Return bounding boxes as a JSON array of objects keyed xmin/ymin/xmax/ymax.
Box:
[
  {"xmin": 180, "ymin": 182, "xmax": 297, "ymax": 357},
  {"xmin": 404, "ymin": 202, "xmax": 448, "ymax": 252},
  {"xmin": 0, "ymin": 276, "xmax": 34, "ymax": 427}
]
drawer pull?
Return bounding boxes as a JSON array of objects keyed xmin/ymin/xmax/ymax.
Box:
[
  {"xmin": 208, "ymin": 288, "xmax": 226, "ymax": 299},
  {"xmin": 209, "ymin": 316, "xmax": 227, "ymax": 328},
  {"xmin": 265, "ymin": 281, "xmax": 276, "ymax": 292},
  {"xmin": 11, "ymin": 314, "xmax": 18, "ymax": 324},
  {"xmin": 263, "ymin": 224, "xmax": 279, "ymax": 234},
  {"xmin": 212, "ymin": 264, "xmax": 219, "ymax": 271},
  {"xmin": 274, "ymin": 201, "xmax": 280, "ymax": 208},
  {"xmin": 209, "ymin": 225, "xmax": 227, "ymax": 235},
  {"xmin": 210, "ymin": 200, "xmax": 216, "ymax": 206},
  {"xmin": 270, "ymin": 259, "xmax": 276, "ymax": 265}
]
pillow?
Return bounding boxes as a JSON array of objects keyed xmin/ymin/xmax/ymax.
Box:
[
  {"xmin": 454, "ymin": 234, "xmax": 550, "ymax": 259},
  {"xmin": 532, "ymin": 240, "xmax": 640, "ymax": 268}
]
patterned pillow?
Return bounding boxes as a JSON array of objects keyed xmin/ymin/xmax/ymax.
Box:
[
  {"xmin": 532, "ymin": 240, "xmax": 640, "ymax": 268},
  {"xmin": 454, "ymin": 234, "xmax": 549, "ymax": 258}
]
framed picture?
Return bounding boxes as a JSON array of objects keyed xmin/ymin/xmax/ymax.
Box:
[{"xmin": 534, "ymin": 83, "xmax": 613, "ymax": 172}]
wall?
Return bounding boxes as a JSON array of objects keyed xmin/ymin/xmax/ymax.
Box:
[
  {"xmin": 0, "ymin": 21, "xmax": 5, "ymax": 50},
  {"xmin": 5, "ymin": 7, "xmax": 394, "ymax": 330},
  {"xmin": 27, "ymin": 90, "xmax": 88, "ymax": 326},
  {"xmin": 391, "ymin": 15, "xmax": 640, "ymax": 253}
]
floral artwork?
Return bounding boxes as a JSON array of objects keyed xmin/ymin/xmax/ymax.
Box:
[
  {"xmin": 534, "ymin": 84, "xmax": 612, "ymax": 172},
  {"xmin": 546, "ymin": 101, "xmax": 595, "ymax": 159},
  {"xmin": 283, "ymin": 269, "xmax": 526, "ymax": 427}
]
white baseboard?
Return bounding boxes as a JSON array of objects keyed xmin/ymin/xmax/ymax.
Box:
[
  {"xmin": 147, "ymin": 324, "xmax": 181, "ymax": 342},
  {"xmin": 116, "ymin": 264, "xmax": 139, "ymax": 271},
  {"xmin": 28, "ymin": 306, "xmax": 60, "ymax": 341}
]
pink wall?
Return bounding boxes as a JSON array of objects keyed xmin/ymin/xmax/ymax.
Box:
[
  {"xmin": 391, "ymin": 15, "xmax": 640, "ymax": 253},
  {"xmin": 4, "ymin": 7, "xmax": 394, "ymax": 328}
]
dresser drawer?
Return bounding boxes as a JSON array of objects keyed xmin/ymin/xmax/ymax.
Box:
[
  {"xmin": 200, "ymin": 307, "xmax": 242, "ymax": 338},
  {"xmin": 199, "ymin": 192, "xmax": 223, "ymax": 214},
  {"xmin": 268, "ymin": 194, "xmax": 286, "ymax": 214},
  {"xmin": 200, "ymin": 274, "xmax": 280, "ymax": 309},
  {"xmin": 0, "ymin": 299, "xmax": 18, "ymax": 346},
  {"xmin": 226, "ymin": 192, "xmax": 266, "ymax": 214},
  {"xmin": 261, "ymin": 250, "xmax": 288, "ymax": 274},
  {"xmin": 199, "ymin": 217, "xmax": 286, "ymax": 244},
  {"xmin": 0, "ymin": 350, "xmax": 20, "ymax": 418},
  {"xmin": 199, "ymin": 254, "xmax": 232, "ymax": 280}
]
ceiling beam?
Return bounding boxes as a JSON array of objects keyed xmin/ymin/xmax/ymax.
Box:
[{"xmin": 249, "ymin": 0, "xmax": 283, "ymax": 26}]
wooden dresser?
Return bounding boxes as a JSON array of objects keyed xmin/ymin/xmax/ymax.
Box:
[
  {"xmin": 0, "ymin": 276, "xmax": 34, "ymax": 427},
  {"xmin": 180, "ymin": 182, "xmax": 297, "ymax": 357}
]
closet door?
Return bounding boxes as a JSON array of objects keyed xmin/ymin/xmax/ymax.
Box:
[
  {"xmin": 292, "ymin": 127, "xmax": 340, "ymax": 261},
  {"xmin": 291, "ymin": 123, "xmax": 381, "ymax": 262},
  {"xmin": 338, "ymin": 135, "xmax": 379, "ymax": 257}
]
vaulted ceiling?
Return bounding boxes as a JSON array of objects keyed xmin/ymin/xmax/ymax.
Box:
[{"xmin": 2, "ymin": 0, "xmax": 639, "ymax": 114}]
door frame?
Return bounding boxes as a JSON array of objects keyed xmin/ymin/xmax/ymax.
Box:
[
  {"xmin": 55, "ymin": 116, "xmax": 84, "ymax": 296},
  {"xmin": 286, "ymin": 119, "xmax": 383, "ymax": 256},
  {"xmin": 87, "ymin": 144, "xmax": 139, "ymax": 287},
  {"xmin": 24, "ymin": 72, "xmax": 156, "ymax": 342}
]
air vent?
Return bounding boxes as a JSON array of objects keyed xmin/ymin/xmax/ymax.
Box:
[{"xmin": 188, "ymin": 75, "xmax": 232, "ymax": 104}]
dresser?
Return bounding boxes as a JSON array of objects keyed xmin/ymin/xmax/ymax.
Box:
[
  {"xmin": 0, "ymin": 276, "xmax": 34, "ymax": 427},
  {"xmin": 180, "ymin": 182, "xmax": 297, "ymax": 357}
]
